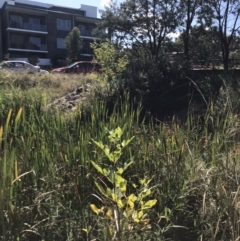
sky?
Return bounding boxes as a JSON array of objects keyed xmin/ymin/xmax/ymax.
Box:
[{"xmin": 35, "ymin": 0, "xmax": 123, "ymax": 18}]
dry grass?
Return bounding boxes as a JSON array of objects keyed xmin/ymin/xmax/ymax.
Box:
[{"xmin": 0, "ymin": 71, "xmax": 103, "ymax": 102}]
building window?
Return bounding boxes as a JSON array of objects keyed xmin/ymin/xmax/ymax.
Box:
[
  {"xmin": 57, "ymin": 38, "xmax": 66, "ymax": 49},
  {"xmin": 78, "ymin": 24, "xmax": 94, "ymax": 37},
  {"xmin": 9, "ymin": 15, "xmax": 23, "ymax": 28},
  {"xmin": 11, "ymin": 35, "xmax": 23, "ymax": 43},
  {"xmin": 57, "ymin": 19, "xmax": 71, "ymax": 30}
]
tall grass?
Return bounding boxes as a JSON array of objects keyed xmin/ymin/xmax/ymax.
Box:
[{"xmin": 0, "ymin": 76, "xmax": 240, "ymax": 240}]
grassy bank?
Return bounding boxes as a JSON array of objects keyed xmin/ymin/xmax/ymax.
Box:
[{"xmin": 0, "ymin": 71, "xmax": 240, "ymax": 240}]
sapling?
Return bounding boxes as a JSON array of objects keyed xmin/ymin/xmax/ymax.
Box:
[{"xmin": 88, "ymin": 127, "xmax": 157, "ymax": 240}]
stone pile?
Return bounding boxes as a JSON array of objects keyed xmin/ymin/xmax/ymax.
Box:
[{"xmin": 48, "ymin": 84, "xmax": 92, "ymax": 111}]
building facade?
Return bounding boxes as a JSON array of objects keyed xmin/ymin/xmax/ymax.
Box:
[{"xmin": 0, "ymin": 0, "xmax": 101, "ymax": 66}]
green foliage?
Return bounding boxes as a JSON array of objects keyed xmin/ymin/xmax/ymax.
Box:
[
  {"xmin": 65, "ymin": 27, "xmax": 81, "ymax": 62},
  {"xmin": 97, "ymin": 0, "xmax": 182, "ymax": 60},
  {"xmin": 91, "ymin": 40, "xmax": 129, "ymax": 84},
  {"xmin": 89, "ymin": 127, "xmax": 157, "ymax": 240},
  {"xmin": 95, "ymin": 0, "xmax": 240, "ymax": 72},
  {"xmin": 199, "ymin": 0, "xmax": 240, "ymax": 70},
  {"xmin": 27, "ymin": 55, "xmax": 39, "ymax": 66},
  {"xmin": 1, "ymin": 72, "xmax": 240, "ymax": 240}
]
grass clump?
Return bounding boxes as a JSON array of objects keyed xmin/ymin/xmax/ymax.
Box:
[{"xmin": 0, "ymin": 70, "xmax": 240, "ymax": 240}]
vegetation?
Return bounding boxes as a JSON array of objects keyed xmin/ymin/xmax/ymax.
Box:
[
  {"xmin": 89, "ymin": 127, "xmax": 157, "ymax": 240},
  {"xmin": 0, "ymin": 0, "xmax": 240, "ymax": 240},
  {"xmin": 95, "ymin": 0, "xmax": 240, "ymax": 70},
  {"xmin": 1, "ymin": 64, "xmax": 240, "ymax": 240},
  {"xmin": 65, "ymin": 27, "xmax": 81, "ymax": 63},
  {"xmin": 27, "ymin": 55, "xmax": 39, "ymax": 66},
  {"xmin": 91, "ymin": 40, "xmax": 129, "ymax": 85}
]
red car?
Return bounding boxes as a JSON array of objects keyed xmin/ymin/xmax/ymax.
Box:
[{"xmin": 51, "ymin": 61, "xmax": 102, "ymax": 74}]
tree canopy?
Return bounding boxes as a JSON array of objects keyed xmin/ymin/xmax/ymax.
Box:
[
  {"xmin": 95, "ymin": 0, "xmax": 240, "ymax": 70},
  {"xmin": 97, "ymin": 0, "xmax": 183, "ymax": 60},
  {"xmin": 65, "ymin": 27, "xmax": 81, "ymax": 63}
]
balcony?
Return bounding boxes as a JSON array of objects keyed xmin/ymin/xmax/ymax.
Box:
[
  {"xmin": 81, "ymin": 48, "xmax": 93, "ymax": 55},
  {"xmin": 10, "ymin": 41, "xmax": 47, "ymax": 51},
  {"xmin": 80, "ymin": 29, "xmax": 93, "ymax": 37},
  {"xmin": 9, "ymin": 20, "xmax": 47, "ymax": 32},
  {"xmin": 78, "ymin": 25, "xmax": 96, "ymax": 38}
]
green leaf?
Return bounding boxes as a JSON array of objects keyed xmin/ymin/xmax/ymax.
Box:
[
  {"xmin": 104, "ymin": 146, "xmax": 110, "ymax": 156},
  {"xmin": 112, "ymin": 149, "xmax": 122, "ymax": 162},
  {"xmin": 141, "ymin": 199, "xmax": 157, "ymax": 210},
  {"xmin": 115, "ymin": 126, "xmax": 123, "ymax": 138},
  {"xmin": 127, "ymin": 194, "xmax": 137, "ymax": 209},
  {"xmin": 91, "ymin": 161, "xmax": 108, "ymax": 177},
  {"xmin": 123, "ymin": 209, "xmax": 133, "ymax": 218},
  {"xmin": 111, "ymin": 193, "xmax": 124, "ymax": 208},
  {"xmin": 121, "ymin": 136, "xmax": 135, "ymax": 147},
  {"xmin": 82, "ymin": 227, "xmax": 91, "ymax": 233},
  {"xmin": 123, "ymin": 160, "xmax": 133, "ymax": 171},
  {"xmin": 139, "ymin": 178, "xmax": 153, "ymax": 187},
  {"xmin": 139, "ymin": 189, "xmax": 151, "ymax": 199},
  {"xmin": 94, "ymin": 182, "xmax": 107, "ymax": 197},
  {"xmin": 106, "ymin": 208, "xmax": 113, "ymax": 220},
  {"xmin": 117, "ymin": 167, "xmax": 124, "ymax": 174},
  {"xmin": 107, "ymin": 168, "xmax": 115, "ymax": 183},
  {"xmin": 90, "ymin": 204, "xmax": 101, "ymax": 215},
  {"xmin": 106, "ymin": 187, "xmax": 112, "ymax": 197},
  {"xmin": 132, "ymin": 211, "xmax": 140, "ymax": 222},
  {"xmin": 107, "ymin": 152, "xmax": 120, "ymax": 162},
  {"xmin": 139, "ymin": 178, "xmax": 147, "ymax": 186},
  {"xmin": 127, "ymin": 200, "xmax": 134, "ymax": 209},
  {"xmin": 132, "ymin": 183, "xmax": 137, "ymax": 188},
  {"xmin": 138, "ymin": 210, "xmax": 144, "ymax": 219},
  {"xmin": 114, "ymin": 173, "xmax": 126, "ymax": 188},
  {"xmin": 127, "ymin": 193, "xmax": 137, "ymax": 203},
  {"xmin": 112, "ymin": 187, "xmax": 124, "ymax": 199},
  {"xmin": 92, "ymin": 140, "xmax": 105, "ymax": 150}
]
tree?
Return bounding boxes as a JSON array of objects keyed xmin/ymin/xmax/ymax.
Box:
[
  {"xmin": 200, "ymin": 0, "xmax": 240, "ymax": 70},
  {"xmin": 65, "ymin": 27, "xmax": 81, "ymax": 62},
  {"xmin": 28, "ymin": 55, "xmax": 39, "ymax": 66},
  {"xmin": 176, "ymin": 25, "xmax": 221, "ymax": 67},
  {"xmin": 229, "ymin": 36, "xmax": 240, "ymax": 67},
  {"xmin": 91, "ymin": 40, "xmax": 129, "ymax": 84},
  {"xmin": 192, "ymin": 26, "xmax": 221, "ymax": 67},
  {"xmin": 96, "ymin": 0, "xmax": 183, "ymax": 61},
  {"xmin": 179, "ymin": 0, "xmax": 202, "ymax": 62}
]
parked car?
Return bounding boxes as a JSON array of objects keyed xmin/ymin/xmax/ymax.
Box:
[
  {"xmin": 0, "ymin": 61, "xmax": 40, "ymax": 73},
  {"xmin": 39, "ymin": 69, "xmax": 49, "ymax": 74},
  {"xmin": 51, "ymin": 61, "xmax": 102, "ymax": 74}
]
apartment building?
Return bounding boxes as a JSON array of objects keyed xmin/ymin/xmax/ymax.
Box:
[{"xmin": 0, "ymin": 0, "xmax": 101, "ymax": 66}]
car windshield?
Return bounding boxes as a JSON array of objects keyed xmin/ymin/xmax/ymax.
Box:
[
  {"xmin": 67, "ymin": 62, "xmax": 79, "ymax": 68},
  {"xmin": 0, "ymin": 62, "xmax": 14, "ymax": 69}
]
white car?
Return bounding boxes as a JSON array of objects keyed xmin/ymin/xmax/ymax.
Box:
[
  {"xmin": 0, "ymin": 60, "xmax": 40, "ymax": 73},
  {"xmin": 40, "ymin": 69, "xmax": 49, "ymax": 74}
]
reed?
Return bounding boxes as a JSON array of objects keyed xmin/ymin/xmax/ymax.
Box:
[{"xmin": 0, "ymin": 73, "xmax": 240, "ymax": 240}]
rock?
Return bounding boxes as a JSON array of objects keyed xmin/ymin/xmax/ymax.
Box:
[
  {"xmin": 47, "ymin": 84, "xmax": 92, "ymax": 111},
  {"xmin": 75, "ymin": 87, "xmax": 83, "ymax": 94}
]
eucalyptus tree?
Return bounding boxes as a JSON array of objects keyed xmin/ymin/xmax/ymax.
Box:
[
  {"xmin": 96, "ymin": 0, "xmax": 183, "ymax": 61},
  {"xmin": 200, "ymin": 0, "xmax": 240, "ymax": 70}
]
